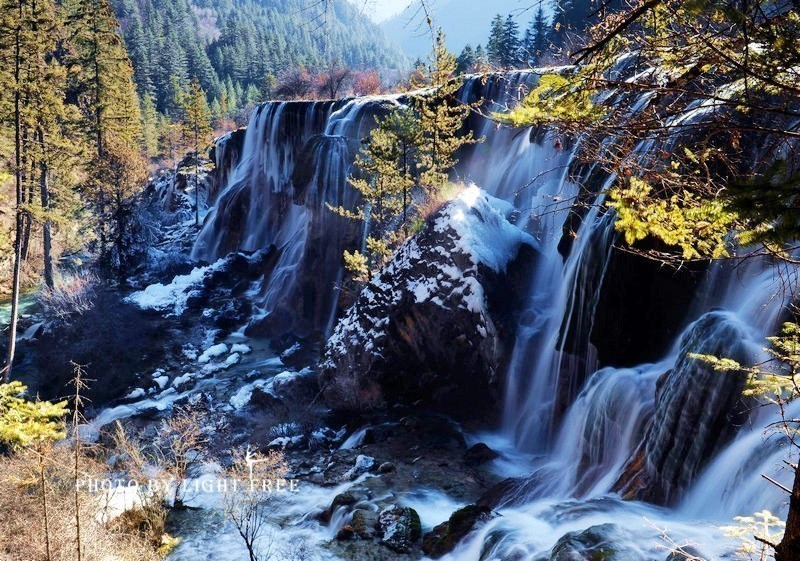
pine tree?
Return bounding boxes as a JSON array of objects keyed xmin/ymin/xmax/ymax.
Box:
[
  {"xmin": 456, "ymin": 44, "xmax": 476, "ymax": 75},
  {"xmin": 486, "ymin": 14, "xmax": 505, "ymax": 67},
  {"xmin": 329, "ymin": 120, "xmax": 409, "ymax": 280},
  {"xmin": 522, "ymin": 19, "xmax": 535, "ymax": 66},
  {"xmin": 1, "ymin": 0, "xmax": 31, "ymax": 380},
  {"xmin": 532, "ymin": 7, "xmax": 549, "ymax": 64},
  {"xmin": 412, "ymin": 29, "xmax": 479, "ymax": 199},
  {"xmin": 1, "ymin": 0, "xmax": 82, "ymax": 376},
  {"xmin": 0, "ymin": 381, "xmax": 67, "ymax": 448},
  {"xmin": 502, "ymin": 15, "xmax": 522, "ymax": 68},
  {"xmin": 474, "ymin": 44, "xmax": 487, "ymax": 68},
  {"xmin": 140, "ymin": 93, "xmax": 159, "ymax": 158},
  {"xmin": 180, "ymin": 79, "xmax": 212, "ymax": 225},
  {"xmin": 64, "ymin": 0, "xmax": 145, "ymax": 272},
  {"xmin": 522, "ymin": 8, "xmax": 550, "ymax": 66}
]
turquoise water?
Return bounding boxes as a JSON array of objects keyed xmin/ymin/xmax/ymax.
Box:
[{"xmin": 0, "ymin": 292, "xmax": 39, "ymax": 327}]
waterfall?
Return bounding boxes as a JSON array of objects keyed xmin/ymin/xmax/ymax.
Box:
[
  {"xmin": 193, "ymin": 96, "xmax": 402, "ymax": 338},
  {"xmin": 196, "ymin": 70, "xmax": 800, "ymax": 557}
]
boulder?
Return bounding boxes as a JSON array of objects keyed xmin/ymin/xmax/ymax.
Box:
[
  {"xmin": 378, "ymin": 505, "xmax": 422, "ymax": 553},
  {"xmin": 549, "ymin": 524, "xmax": 636, "ymax": 561},
  {"xmin": 614, "ymin": 311, "xmax": 753, "ymax": 504},
  {"xmin": 422, "ymin": 504, "xmax": 494, "ymax": 558},
  {"xmin": 665, "ymin": 547, "xmax": 707, "ymax": 560},
  {"xmin": 463, "ymin": 443, "xmax": 500, "ymax": 466},
  {"xmin": 319, "ymin": 186, "xmax": 537, "ymax": 419},
  {"xmin": 351, "ymin": 509, "xmax": 378, "ymax": 539}
]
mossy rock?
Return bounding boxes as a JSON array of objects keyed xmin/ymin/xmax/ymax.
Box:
[
  {"xmin": 423, "ymin": 504, "xmax": 494, "ymax": 558},
  {"xmin": 550, "ymin": 524, "xmax": 632, "ymax": 561},
  {"xmin": 378, "ymin": 505, "xmax": 422, "ymax": 553}
]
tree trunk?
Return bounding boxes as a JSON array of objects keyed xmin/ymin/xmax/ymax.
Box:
[
  {"xmin": 5, "ymin": 0, "xmax": 25, "ymax": 382},
  {"xmin": 39, "ymin": 128, "xmax": 54, "ymax": 290},
  {"xmin": 39, "ymin": 450, "xmax": 52, "ymax": 561},
  {"xmin": 776, "ymin": 465, "xmax": 800, "ymax": 561},
  {"xmin": 195, "ymin": 123, "xmax": 200, "ymax": 226}
]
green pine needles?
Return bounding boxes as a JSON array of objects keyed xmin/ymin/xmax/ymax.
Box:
[{"xmin": 330, "ymin": 29, "xmax": 481, "ymax": 284}]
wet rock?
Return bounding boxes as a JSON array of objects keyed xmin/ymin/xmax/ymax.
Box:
[
  {"xmin": 336, "ymin": 525, "xmax": 356, "ymax": 540},
  {"xmin": 378, "ymin": 462, "xmax": 396, "ymax": 473},
  {"xmin": 665, "ymin": 547, "xmax": 707, "ymax": 561},
  {"xmin": 423, "ymin": 504, "xmax": 494, "ymax": 558},
  {"xmin": 378, "ymin": 505, "xmax": 422, "ymax": 553},
  {"xmin": 614, "ymin": 311, "xmax": 753, "ymax": 505},
  {"xmin": 331, "ymin": 492, "xmax": 358, "ymax": 511},
  {"xmin": 320, "ymin": 187, "xmax": 537, "ymax": 420},
  {"xmin": 343, "ymin": 455, "xmax": 375, "ymax": 480},
  {"xmin": 463, "ymin": 443, "xmax": 500, "ymax": 466},
  {"xmin": 351, "ymin": 509, "xmax": 378, "ymax": 539},
  {"xmin": 550, "ymin": 524, "xmax": 635, "ymax": 561},
  {"xmin": 213, "ymin": 298, "xmax": 252, "ymax": 329},
  {"xmin": 590, "ymin": 242, "xmax": 706, "ymax": 369}
]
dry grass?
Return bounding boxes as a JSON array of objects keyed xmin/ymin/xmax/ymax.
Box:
[
  {"xmin": 0, "ymin": 444, "xmax": 161, "ymax": 561},
  {"xmin": 39, "ymin": 272, "xmax": 97, "ymax": 320}
]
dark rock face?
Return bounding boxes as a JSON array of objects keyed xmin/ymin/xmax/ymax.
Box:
[
  {"xmin": 614, "ymin": 311, "xmax": 753, "ymax": 504},
  {"xmin": 319, "ymin": 188, "xmax": 537, "ymax": 420},
  {"xmin": 422, "ymin": 505, "xmax": 494, "ymax": 558},
  {"xmin": 549, "ymin": 524, "xmax": 637, "ymax": 561},
  {"xmin": 590, "ymin": 245, "xmax": 706, "ymax": 368},
  {"xmin": 463, "ymin": 443, "xmax": 500, "ymax": 466}
]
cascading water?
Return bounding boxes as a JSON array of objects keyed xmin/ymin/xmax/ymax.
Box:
[
  {"xmin": 194, "ymin": 68, "xmax": 800, "ymax": 558},
  {"xmin": 193, "ymin": 97, "xmax": 401, "ymax": 338}
]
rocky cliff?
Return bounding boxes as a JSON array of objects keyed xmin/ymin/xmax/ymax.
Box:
[{"xmin": 319, "ymin": 186, "xmax": 537, "ymax": 419}]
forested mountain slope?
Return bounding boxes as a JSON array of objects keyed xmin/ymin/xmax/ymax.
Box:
[{"xmin": 112, "ymin": 0, "xmax": 406, "ymax": 114}]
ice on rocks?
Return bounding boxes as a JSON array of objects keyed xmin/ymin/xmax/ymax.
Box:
[
  {"xmin": 230, "ymin": 343, "xmax": 252, "ymax": 355},
  {"xmin": 198, "ymin": 343, "xmax": 229, "ymax": 363}
]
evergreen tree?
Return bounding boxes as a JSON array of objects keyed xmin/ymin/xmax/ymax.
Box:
[
  {"xmin": 486, "ymin": 14, "xmax": 505, "ymax": 67},
  {"xmin": 523, "ymin": 7, "xmax": 550, "ymax": 66},
  {"xmin": 0, "ymin": 0, "xmax": 85, "ymax": 375},
  {"xmin": 522, "ymin": 15, "xmax": 535, "ymax": 66},
  {"xmin": 64, "ymin": 0, "xmax": 145, "ymax": 272},
  {"xmin": 329, "ymin": 116, "xmax": 413, "ymax": 280},
  {"xmin": 0, "ymin": 381, "xmax": 67, "ymax": 447},
  {"xmin": 140, "ymin": 93, "xmax": 159, "ymax": 158},
  {"xmin": 456, "ymin": 44, "xmax": 476, "ymax": 75},
  {"xmin": 532, "ymin": 8, "xmax": 549, "ymax": 61},
  {"xmin": 474, "ymin": 44, "xmax": 487, "ymax": 68},
  {"xmin": 501, "ymin": 15, "xmax": 522, "ymax": 68},
  {"xmin": 180, "ymin": 79, "xmax": 212, "ymax": 225},
  {"xmin": 412, "ymin": 29, "xmax": 479, "ymax": 199}
]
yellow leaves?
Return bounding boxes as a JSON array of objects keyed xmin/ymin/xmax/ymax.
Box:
[
  {"xmin": 0, "ymin": 381, "xmax": 67, "ymax": 448},
  {"xmin": 688, "ymin": 353, "xmax": 743, "ymax": 372},
  {"xmin": 343, "ymin": 249, "xmax": 369, "ymax": 284},
  {"xmin": 721, "ymin": 510, "xmax": 785, "ymax": 558},
  {"xmin": 693, "ymin": 322, "xmax": 800, "ymax": 405},
  {"xmin": 494, "ymin": 73, "xmax": 605, "ymax": 128},
  {"xmin": 606, "ymin": 177, "xmax": 736, "ymax": 259}
]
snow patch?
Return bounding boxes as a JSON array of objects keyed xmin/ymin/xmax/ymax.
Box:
[
  {"xmin": 126, "ymin": 264, "xmax": 211, "ymax": 315},
  {"xmin": 198, "ymin": 343, "xmax": 229, "ymax": 363},
  {"xmin": 230, "ymin": 343, "xmax": 252, "ymax": 355}
]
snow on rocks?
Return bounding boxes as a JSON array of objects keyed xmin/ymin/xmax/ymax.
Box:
[
  {"xmin": 319, "ymin": 186, "xmax": 537, "ymax": 418},
  {"xmin": 230, "ymin": 343, "xmax": 252, "ymax": 355},
  {"xmin": 153, "ymin": 370, "xmax": 170, "ymax": 390},
  {"xmin": 126, "ymin": 263, "xmax": 214, "ymax": 315},
  {"xmin": 124, "ymin": 388, "xmax": 146, "ymax": 400},
  {"xmin": 198, "ymin": 343, "xmax": 229, "ymax": 363},
  {"xmin": 343, "ymin": 455, "xmax": 375, "ymax": 480},
  {"xmin": 379, "ymin": 505, "xmax": 422, "ymax": 553}
]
